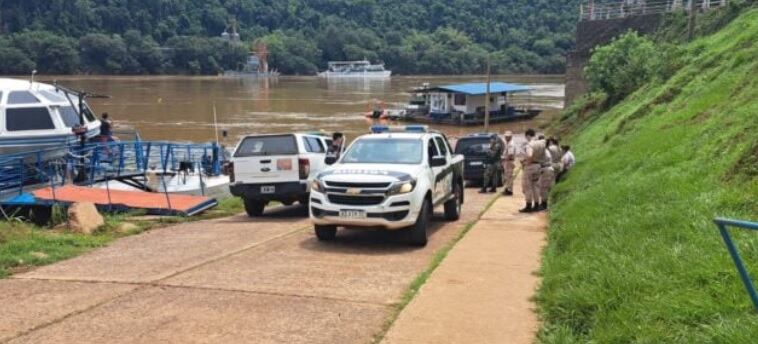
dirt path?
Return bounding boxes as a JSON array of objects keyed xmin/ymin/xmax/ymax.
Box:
[
  {"xmin": 0, "ymin": 189, "xmax": 493, "ymax": 344},
  {"xmin": 382, "ymin": 179, "xmax": 547, "ymax": 344}
]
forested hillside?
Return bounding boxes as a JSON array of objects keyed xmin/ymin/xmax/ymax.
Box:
[{"xmin": 0, "ymin": 0, "xmax": 579, "ymax": 75}]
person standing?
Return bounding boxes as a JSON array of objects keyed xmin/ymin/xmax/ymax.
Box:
[
  {"xmin": 480, "ymin": 135, "xmax": 503, "ymax": 193},
  {"xmin": 519, "ymin": 129, "xmax": 543, "ymax": 213},
  {"xmin": 98, "ymin": 113, "xmax": 113, "ymax": 142},
  {"xmin": 537, "ymin": 136, "xmax": 555, "ymax": 211},
  {"xmin": 548, "ymin": 137, "xmax": 563, "ymax": 181},
  {"xmin": 501, "ymin": 131, "xmax": 516, "ymax": 196},
  {"xmin": 557, "ymin": 145, "xmax": 575, "ymax": 181},
  {"xmin": 325, "ymin": 132, "xmax": 344, "ymax": 165}
]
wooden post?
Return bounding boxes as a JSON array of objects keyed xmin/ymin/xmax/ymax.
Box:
[{"xmin": 484, "ymin": 56, "xmax": 491, "ymax": 133}]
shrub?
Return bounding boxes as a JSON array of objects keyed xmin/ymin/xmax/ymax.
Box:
[{"xmin": 585, "ymin": 31, "xmax": 659, "ymax": 104}]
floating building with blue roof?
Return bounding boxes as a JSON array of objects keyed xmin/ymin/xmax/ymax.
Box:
[{"xmin": 396, "ymin": 82, "xmax": 541, "ymax": 126}]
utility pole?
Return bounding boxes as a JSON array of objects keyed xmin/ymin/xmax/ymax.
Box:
[
  {"xmin": 484, "ymin": 56, "xmax": 491, "ymax": 133},
  {"xmin": 687, "ymin": 0, "xmax": 696, "ymax": 40}
]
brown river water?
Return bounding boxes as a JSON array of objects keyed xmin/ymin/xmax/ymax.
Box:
[{"xmin": 41, "ymin": 75, "xmax": 565, "ymax": 145}]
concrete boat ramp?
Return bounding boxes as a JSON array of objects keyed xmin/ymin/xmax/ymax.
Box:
[{"xmin": 0, "ymin": 187, "xmax": 546, "ymax": 343}]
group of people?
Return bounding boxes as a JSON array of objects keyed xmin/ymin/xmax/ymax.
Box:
[{"xmin": 479, "ymin": 129, "xmax": 575, "ymax": 213}]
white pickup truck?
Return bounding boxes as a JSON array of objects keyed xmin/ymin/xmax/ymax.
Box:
[
  {"xmin": 228, "ymin": 133, "xmax": 333, "ymax": 216},
  {"xmin": 309, "ymin": 125, "xmax": 465, "ymax": 246}
]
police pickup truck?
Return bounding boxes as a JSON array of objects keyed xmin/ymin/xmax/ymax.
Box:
[{"xmin": 309, "ymin": 125, "xmax": 465, "ymax": 246}]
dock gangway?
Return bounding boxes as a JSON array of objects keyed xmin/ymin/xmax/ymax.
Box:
[{"xmin": 0, "ymin": 141, "xmax": 226, "ymax": 217}]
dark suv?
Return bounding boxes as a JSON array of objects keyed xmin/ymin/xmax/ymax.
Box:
[{"xmin": 454, "ymin": 133, "xmax": 505, "ymax": 186}]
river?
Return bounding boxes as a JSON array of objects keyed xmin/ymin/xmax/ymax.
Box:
[{"xmin": 42, "ymin": 75, "xmax": 565, "ymax": 145}]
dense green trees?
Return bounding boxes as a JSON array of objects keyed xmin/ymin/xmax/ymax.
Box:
[
  {"xmin": 585, "ymin": 32, "xmax": 660, "ymax": 103},
  {"xmin": 0, "ymin": 0, "xmax": 580, "ymax": 75}
]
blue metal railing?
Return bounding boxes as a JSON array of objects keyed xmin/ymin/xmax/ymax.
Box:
[
  {"xmin": 0, "ymin": 140, "xmax": 225, "ymax": 200},
  {"xmin": 714, "ymin": 217, "xmax": 758, "ymax": 312}
]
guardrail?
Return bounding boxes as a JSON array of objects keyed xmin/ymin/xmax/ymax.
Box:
[
  {"xmin": 579, "ymin": 0, "xmax": 728, "ymax": 21},
  {"xmin": 714, "ymin": 217, "xmax": 758, "ymax": 312},
  {"xmin": 0, "ymin": 141, "xmax": 225, "ymax": 199}
]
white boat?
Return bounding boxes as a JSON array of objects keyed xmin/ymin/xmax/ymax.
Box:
[
  {"xmin": 0, "ymin": 78, "xmax": 101, "ymax": 156},
  {"xmin": 318, "ymin": 60, "xmax": 392, "ymax": 78}
]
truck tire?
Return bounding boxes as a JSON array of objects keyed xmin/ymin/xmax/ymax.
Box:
[
  {"xmin": 409, "ymin": 199, "xmax": 430, "ymax": 246},
  {"xmin": 444, "ymin": 182, "xmax": 462, "ymax": 221},
  {"xmin": 243, "ymin": 198, "xmax": 265, "ymax": 217},
  {"xmin": 315, "ymin": 225, "xmax": 337, "ymax": 241}
]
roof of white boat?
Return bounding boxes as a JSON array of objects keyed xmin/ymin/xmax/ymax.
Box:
[{"xmin": 0, "ymin": 78, "xmax": 56, "ymax": 91}]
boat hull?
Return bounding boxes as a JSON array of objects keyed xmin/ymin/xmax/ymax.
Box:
[
  {"xmin": 318, "ymin": 70, "xmax": 392, "ymax": 78},
  {"xmin": 0, "ymin": 129, "xmax": 100, "ymax": 159},
  {"xmin": 223, "ymin": 71, "xmax": 280, "ymax": 78},
  {"xmin": 398, "ymin": 109, "xmax": 541, "ymax": 126}
]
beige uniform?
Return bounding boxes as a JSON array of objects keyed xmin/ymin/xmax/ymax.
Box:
[
  {"xmin": 539, "ymin": 147, "xmax": 555, "ymax": 201},
  {"xmin": 548, "ymin": 144, "xmax": 563, "ymax": 175},
  {"xmin": 521, "ymin": 139, "xmax": 545, "ymax": 203},
  {"xmin": 502, "ymin": 139, "xmax": 516, "ymax": 191}
]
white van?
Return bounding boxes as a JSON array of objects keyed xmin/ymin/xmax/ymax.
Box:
[{"xmin": 228, "ymin": 133, "xmax": 334, "ymax": 216}]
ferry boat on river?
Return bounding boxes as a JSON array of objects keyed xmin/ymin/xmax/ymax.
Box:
[{"xmin": 318, "ymin": 60, "xmax": 392, "ymax": 78}]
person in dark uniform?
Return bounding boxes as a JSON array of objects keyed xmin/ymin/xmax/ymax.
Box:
[{"xmin": 480, "ymin": 135, "xmax": 503, "ymax": 193}]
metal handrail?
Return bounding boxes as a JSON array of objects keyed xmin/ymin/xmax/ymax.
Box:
[
  {"xmin": 579, "ymin": 0, "xmax": 729, "ymax": 21},
  {"xmin": 714, "ymin": 217, "xmax": 758, "ymax": 312},
  {"xmin": 0, "ymin": 141, "xmax": 225, "ymax": 202}
]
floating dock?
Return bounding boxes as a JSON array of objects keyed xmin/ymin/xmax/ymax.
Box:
[
  {"xmin": 1, "ymin": 140, "xmax": 226, "ymax": 217},
  {"xmin": 3, "ymin": 185, "xmax": 217, "ymax": 217}
]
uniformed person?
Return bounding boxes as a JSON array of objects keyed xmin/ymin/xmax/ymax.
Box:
[
  {"xmin": 537, "ymin": 136, "xmax": 555, "ymax": 211},
  {"xmin": 325, "ymin": 132, "xmax": 344, "ymax": 165},
  {"xmin": 501, "ymin": 131, "xmax": 516, "ymax": 196},
  {"xmin": 480, "ymin": 135, "xmax": 503, "ymax": 193},
  {"xmin": 548, "ymin": 137, "xmax": 563, "ymax": 181},
  {"xmin": 519, "ymin": 129, "xmax": 543, "ymax": 212}
]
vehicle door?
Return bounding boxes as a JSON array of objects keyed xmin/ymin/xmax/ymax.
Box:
[
  {"xmin": 434, "ymin": 136, "xmax": 454, "ymax": 200},
  {"xmin": 232, "ymin": 134, "xmax": 300, "ymax": 186},
  {"xmin": 427, "ymin": 137, "xmax": 445, "ymax": 204},
  {"xmin": 301, "ymin": 135, "xmax": 327, "ymax": 179}
]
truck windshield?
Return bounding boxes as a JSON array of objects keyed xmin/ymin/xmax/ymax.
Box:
[
  {"xmin": 234, "ymin": 135, "xmax": 297, "ymax": 157},
  {"xmin": 342, "ymin": 138, "xmax": 422, "ymax": 164}
]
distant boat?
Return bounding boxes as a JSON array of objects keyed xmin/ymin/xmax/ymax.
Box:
[
  {"xmin": 0, "ymin": 78, "xmax": 101, "ymax": 156},
  {"xmin": 224, "ymin": 41, "xmax": 280, "ymax": 78},
  {"xmin": 318, "ymin": 60, "xmax": 391, "ymax": 78}
]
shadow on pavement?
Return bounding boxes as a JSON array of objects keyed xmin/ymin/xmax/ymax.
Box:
[
  {"xmin": 214, "ymin": 204, "xmax": 309, "ymax": 224},
  {"xmin": 297, "ymin": 214, "xmax": 449, "ymax": 254}
]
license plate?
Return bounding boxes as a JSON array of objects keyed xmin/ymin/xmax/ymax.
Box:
[
  {"xmin": 469, "ymin": 161, "xmax": 483, "ymax": 166},
  {"xmin": 340, "ymin": 210, "xmax": 366, "ymax": 219},
  {"xmin": 261, "ymin": 186, "xmax": 275, "ymax": 194}
]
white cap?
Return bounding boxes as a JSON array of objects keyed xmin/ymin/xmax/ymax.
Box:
[{"xmin": 504, "ymin": 131, "xmax": 513, "ymax": 137}]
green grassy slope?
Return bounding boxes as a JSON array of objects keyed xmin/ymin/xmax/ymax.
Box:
[{"xmin": 538, "ymin": 9, "xmax": 758, "ymax": 343}]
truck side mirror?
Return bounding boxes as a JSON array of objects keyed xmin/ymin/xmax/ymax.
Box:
[
  {"xmin": 430, "ymin": 156, "xmax": 447, "ymax": 167},
  {"xmin": 325, "ymin": 156, "xmax": 337, "ymax": 165}
]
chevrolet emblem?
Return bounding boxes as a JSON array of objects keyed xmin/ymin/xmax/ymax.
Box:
[{"xmin": 346, "ymin": 188, "xmax": 361, "ymax": 195}]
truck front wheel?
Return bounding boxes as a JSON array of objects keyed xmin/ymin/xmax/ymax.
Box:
[
  {"xmin": 408, "ymin": 199, "xmax": 430, "ymax": 246},
  {"xmin": 243, "ymin": 198, "xmax": 266, "ymax": 217},
  {"xmin": 315, "ymin": 225, "xmax": 337, "ymax": 241}
]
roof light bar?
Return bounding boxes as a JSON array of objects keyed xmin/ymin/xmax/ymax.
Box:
[{"xmin": 370, "ymin": 125, "xmax": 429, "ymax": 134}]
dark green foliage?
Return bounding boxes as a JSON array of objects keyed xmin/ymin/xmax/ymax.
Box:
[
  {"xmin": 0, "ymin": 0, "xmax": 581, "ymax": 75},
  {"xmin": 584, "ymin": 31, "xmax": 660, "ymax": 104}
]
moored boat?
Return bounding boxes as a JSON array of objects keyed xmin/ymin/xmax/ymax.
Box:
[
  {"xmin": 0, "ymin": 78, "xmax": 101, "ymax": 156},
  {"xmin": 397, "ymin": 82, "xmax": 542, "ymax": 126},
  {"xmin": 319, "ymin": 60, "xmax": 392, "ymax": 78}
]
